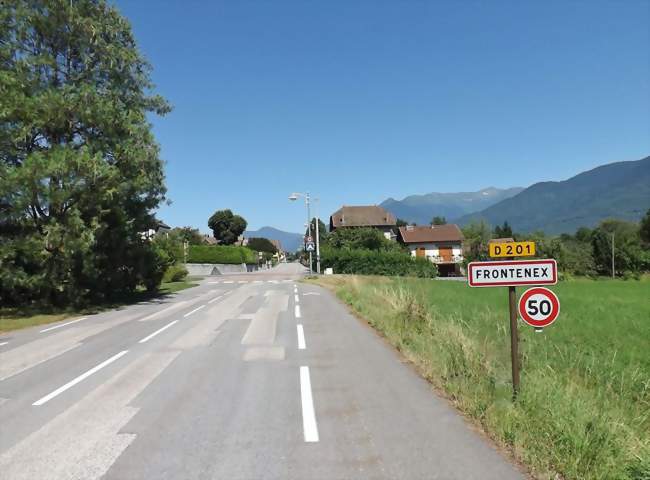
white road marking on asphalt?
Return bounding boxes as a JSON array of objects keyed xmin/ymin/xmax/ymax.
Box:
[
  {"xmin": 0, "ymin": 342, "xmax": 8, "ymax": 346},
  {"xmin": 254, "ymin": 280, "xmax": 263, "ymax": 283},
  {"xmin": 300, "ymin": 366, "xmax": 319, "ymax": 442},
  {"xmin": 39, "ymin": 317, "xmax": 87, "ymax": 333},
  {"xmin": 294, "ymin": 294, "xmax": 300, "ymax": 303},
  {"xmin": 297, "ymin": 324, "xmax": 306, "ymax": 350},
  {"xmin": 208, "ymin": 281, "xmax": 221, "ymax": 284},
  {"xmin": 32, "ymin": 350, "xmax": 129, "ymax": 406},
  {"xmin": 138, "ymin": 301, "xmax": 187, "ymax": 322},
  {"xmin": 138, "ymin": 320, "xmax": 178, "ymax": 343},
  {"xmin": 295, "ymin": 305, "xmax": 301, "ymax": 318},
  {"xmin": 302, "ymin": 292, "xmax": 320, "ymax": 296},
  {"xmin": 208, "ymin": 295, "xmax": 223, "ymax": 304},
  {"xmin": 224, "ymin": 280, "xmax": 234, "ymax": 284},
  {"xmin": 184, "ymin": 305, "xmax": 206, "ymax": 317}
]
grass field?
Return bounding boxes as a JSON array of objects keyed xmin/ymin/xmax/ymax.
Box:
[
  {"xmin": 311, "ymin": 275, "xmax": 650, "ymax": 480},
  {"xmin": 0, "ymin": 279, "xmax": 199, "ymax": 333}
]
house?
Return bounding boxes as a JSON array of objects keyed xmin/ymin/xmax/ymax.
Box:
[
  {"xmin": 142, "ymin": 220, "xmax": 171, "ymax": 240},
  {"xmin": 329, "ymin": 205, "xmax": 397, "ymax": 240},
  {"xmin": 202, "ymin": 234, "xmax": 218, "ymax": 245},
  {"xmin": 397, "ymin": 224, "xmax": 465, "ymax": 276}
]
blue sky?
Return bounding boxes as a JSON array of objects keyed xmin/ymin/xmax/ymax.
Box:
[{"xmin": 115, "ymin": 0, "xmax": 649, "ymax": 233}]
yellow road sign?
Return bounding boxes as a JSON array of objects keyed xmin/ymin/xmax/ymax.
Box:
[{"xmin": 489, "ymin": 241, "xmax": 536, "ymax": 258}]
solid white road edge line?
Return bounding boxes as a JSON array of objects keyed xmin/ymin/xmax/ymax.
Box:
[
  {"xmin": 297, "ymin": 324, "xmax": 306, "ymax": 350},
  {"xmin": 39, "ymin": 317, "xmax": 88, "ymax": 333},
  {"xmin": 300, "ymin": 366, "xmax": 319, "ymax": 442},
  {"xmin": 138, "ymin": 320, "xmax": 178, "ymax": 343},
  {"xmin": 295, "ymin": 305, "xmax": 301, "ymax": 318},
  {"xmin": 32, "ymin": 350, "xmax": 129, "ymax": 406},
  {"xmin": 208, "ymin": 295, "xmax": 223, "ymax": 304},
  {"xmin": 184, "ymin": 305, "xmax": 206, "ymax": 318}
]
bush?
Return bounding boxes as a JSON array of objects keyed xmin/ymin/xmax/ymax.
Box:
[
  {"xmin": 163, "ymin": 264, "xmax": 188, "ymax": 283},
  {"xmin": 320, "ymin": 247, "xmax": 437, "ymax": 278},
  {"xmin": 187, "ymin": 245, "xmax": 257, "ymax": 264}
]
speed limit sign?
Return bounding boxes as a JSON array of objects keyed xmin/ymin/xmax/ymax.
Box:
[{"xmin": 518, "ymin": 287, "xmax": 560, "ymax": 329}]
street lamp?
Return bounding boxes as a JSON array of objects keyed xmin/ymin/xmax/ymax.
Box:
[{"xmin": 289, "ymin": 192, "xmax": 320, "ymax": 274}]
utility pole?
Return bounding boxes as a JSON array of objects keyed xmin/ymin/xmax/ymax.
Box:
[
  {"xmin": 306, "ymin": 192, "xmax": 313, "ymax": 274},
  {"xmin": 612, "ymin": 232, "xmax": 616, "ymax": 280},
  {"xmin": 314, "ymin": 199, "xmax": 321, "ymax": 274}
]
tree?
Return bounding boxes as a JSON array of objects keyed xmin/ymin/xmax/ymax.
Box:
[
  {"xmin": 247, "ymin": 237, "xmax": 277, "ymax": 254},
  {"xmin": 431, "ymin": 216, "xmax": 447, "ymax": 225},
  {"xmin": 170, "ymin": 227, "xmax": 203, "ymax": 245},
  {"xmin": 462, "ymin": 220, "xmax": 492, "ymax": 262},
  {"xmin": 326, "ymin": 227, "xmax": 403, "ymax": 252},
  {"xmin": 591, "ymin": 219, "xmax": 644, "ymax": 275},
  {"xmin": 208, "ymin": 209, "xmax": 247, "ymax": 245},
  {"xmin": 640, "ymin": 209, "xmax": 650, "ymax": 246},
  {"xmin": 396, "ymin": 218, "xmax": 409, "ymax": 227},
  {"xmin": 493, "ymin": 221, "xmax": 513, "ymax": 238},
  {"xmin": 0, "ymin": 0, "xmax": 170, "ymax": 305}
]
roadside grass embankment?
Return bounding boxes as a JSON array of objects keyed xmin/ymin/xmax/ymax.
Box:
[
  {"xmin": 310, "ymin": 275, "xmax": 650, "ymax": 480},
  {"xmin": 0, "ymin": 278, "xmax": 200, "ymax": 333}
]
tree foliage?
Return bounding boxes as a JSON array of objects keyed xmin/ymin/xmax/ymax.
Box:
[
  {"xmin": 431, "ymin": 216, "xmax": 447, "ymax": 225},
  {"xmin": 169, "ymin": 226, "xmax": 203, "ymax": 245},
  {"xmin": 246, "ymin": 237, "xmax": 277, "ymax": 254},
  {"xmin": 0, "ymin": 0, "xmax": 170, "ymax": 306},
  {"xmin": 305, "ymin": 218, "xmax": 328, "ymax": 245},
  {"xmin": 493, "ymin": 221, "xmax": 513, "ymax": 238},
  {"xmin": 327, "ymin": 227, "xmax": 403, "ymax": 252},
  {"xmin": 207, "ymin": 209, "xmax": 247, "ymax": 245}
]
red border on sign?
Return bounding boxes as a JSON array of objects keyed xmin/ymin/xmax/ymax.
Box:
[
  {"xmin": 467, "ymin": 259, "xmax": 557, "ymax": 287},
  {"xmin": 518, "ymin": 287, "xmax": 560, "ymax": 328}
]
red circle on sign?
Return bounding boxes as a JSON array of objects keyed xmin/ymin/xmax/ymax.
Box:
[{"xmin": 518, "ymin": 287, "xmax": 560, "ymax": 328}]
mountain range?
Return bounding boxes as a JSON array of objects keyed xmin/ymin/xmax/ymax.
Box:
[
  {"xmin": 456, "ymin": 156, "xmax": 650, "ymax": 234},
  {"xmin": 244, "ymin": 226, "xmax": 303, "ymax": 252},
  {"xmin": 380, "ymin": 187, "xmax": 524, "ymax": 225}
]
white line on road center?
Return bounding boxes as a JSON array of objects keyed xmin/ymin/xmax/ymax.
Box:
[
  {"xmin": 223, "ymin": 281, "xmax": 234, "ymax": 284},
  {"xmin": 0, "ymin": 341, "xmax": 8, "ymax": 346},
  {"xmin": 39, "ymin": 317, "xmax": 87, "ymax": 333},
  {"xmin": 138, "ymin": 320, "xmax": 178, "ymax": 343},
  {"xmin": 208, "ymin": 295, "xmax": 223, "ymax": 304},
  {"xmin": 184, "ymin": 305, "xmax": 206, "ymax": 318},
  {"xmin": 294, "ymin": 294, "xmax": 300, "ymax": 303},
  {"xmin": 33, "ymin": 350, "xmax": 129, "ymax": 406},
  {"xmin": 295, "ymin": 305, "xmax": 301, "ymax": 318},
  {"xmin": 300, "ymin": 366, "xmax": 319, "ymax": 442},
  {"xmin": 297, "ymin": 324, "xmax": 306, "ymax": 350}
]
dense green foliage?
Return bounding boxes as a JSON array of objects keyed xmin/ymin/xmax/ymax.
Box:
[
  {"xmin": 162, "ymin": 264, "xmax": 188, "ymax": 283},
  {"xmin": 463, "ymin": 218, "xmax": 650, "ymax": 277},
  {"xmin": 187, "ymin": 245, "xmax": 256, "ymax": 264},
  {"xmin": 207, "ymin": 209, "xmax": 247, "ymax": 245},
  {"xmin": 246, "ymin": 237, "xmax": 277, "ymax": 254},
  {"xmin": 431, "ymin": 216, "xmax": 447, "ymax": 225},
  {"xmin": 493, "ymin": 220, "xmax": 513, "ymax": 238},
  {"xmin": 327, "ymin": 227, "xmax": 404, "ymax": 252},
  {"xmin": 0, "ymin": 0, "xmax": 170, "ymax": 306},
  {"xmin": 169, "ymin": 226, "xmax": 203, "ymax": 245},
  {"xmin": 316, "ymin": 275, "xmax": 650, "ymax": 480},
  {"xmin": 320, "ymin": 246, "xmax": 437, "ymax": 277}
]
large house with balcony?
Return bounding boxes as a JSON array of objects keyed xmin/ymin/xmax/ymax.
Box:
[
  {"xmin": 397, "ymin": 224, "xmax": 464, "ymax": 276},
  {"xmin": 329, "ymin": 205, "xmax": 397, "ymax": 240}
]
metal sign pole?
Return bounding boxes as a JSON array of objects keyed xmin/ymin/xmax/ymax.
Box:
[{"xmin": 508, "ymin": 285, "xmax": 520, "ymax": 398}]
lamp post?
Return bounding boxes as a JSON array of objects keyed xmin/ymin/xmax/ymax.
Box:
[{"xmin": 289, "ymin": 192, "xmax": 320, "ymax": 274}]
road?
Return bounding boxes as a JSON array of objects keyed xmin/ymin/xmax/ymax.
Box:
[{"xmin": 0, "ymin": 263, "xmax": 524, "ymax": 479}]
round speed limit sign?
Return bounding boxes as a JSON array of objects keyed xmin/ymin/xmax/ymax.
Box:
[{"xmin": 518, "ymin": 287, "xmax": 560, "ymax": 329}]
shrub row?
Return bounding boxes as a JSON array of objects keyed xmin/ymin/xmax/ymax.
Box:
[
  {"xmin": 320, "ymin": 247, "xmax": 437, "ymax": 278},
  {"xmin": 187, "ymin": 245, "xmax": 257, "ymax": 264}
]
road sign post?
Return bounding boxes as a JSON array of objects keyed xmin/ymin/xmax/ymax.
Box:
[{"xmin": 468, "ymin": 243, "xmax": 560, "ymax": 399}]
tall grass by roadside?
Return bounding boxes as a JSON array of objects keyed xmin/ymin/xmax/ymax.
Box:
[{"xmin": 312, "ymin": 275, "xmax": 650, "ymax": 480}]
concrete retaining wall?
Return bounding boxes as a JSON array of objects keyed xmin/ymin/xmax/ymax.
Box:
[{"xmin": 185, "ymin": 263, "xmax": 257, "ymax": 276}]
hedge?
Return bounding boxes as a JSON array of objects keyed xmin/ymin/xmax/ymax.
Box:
[
  {"xmin": 320, "ymin": 247, "xmax": 438, "ymax": 278},
  {"xmin": 187, "ymin": 245, "xmax": 257, "ymax": 264}
]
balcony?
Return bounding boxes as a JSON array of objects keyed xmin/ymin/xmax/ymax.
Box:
[{"xmin": 429, "ymin": 254, "xmax": 463, "ymax": 264}]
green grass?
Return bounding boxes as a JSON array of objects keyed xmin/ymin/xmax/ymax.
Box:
[
  {"xmin": 311, "ymin": 275, "xmax": 650, "ymax": 480},
  {"xmin": 0, "ymin": 280, "xmax": 198, "ymax": 333}
]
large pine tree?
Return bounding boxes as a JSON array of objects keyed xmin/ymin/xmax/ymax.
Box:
[{"xmin": 0, "ymin": 0, "xmax": 170, "ymax": 305}]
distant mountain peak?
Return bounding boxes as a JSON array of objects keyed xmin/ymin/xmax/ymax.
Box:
[{"xmin": 380, "ymin": 187, "xmax": 524, "ymax": 225}]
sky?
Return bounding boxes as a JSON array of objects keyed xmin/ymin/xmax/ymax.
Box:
[{"xmin": 115, "ymin": 0, "xmax": 649, "ymax": 233}]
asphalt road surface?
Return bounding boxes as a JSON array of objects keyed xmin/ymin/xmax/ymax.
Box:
[{"xmin": 0, "ymin": 263, "xmax": 524, "ymax": 479}]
